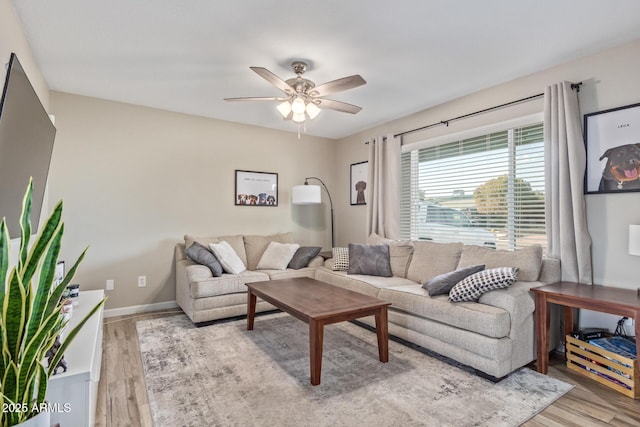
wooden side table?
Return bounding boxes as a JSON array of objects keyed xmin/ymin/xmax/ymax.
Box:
[{"xmin": 531, "ymin": 281, "xmax": 640, "ymax": 374}]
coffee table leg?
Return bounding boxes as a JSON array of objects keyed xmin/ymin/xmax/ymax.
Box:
[
  {"xmin": 247, "ymin": 290, "xmax": 256, "ymax": 330},
  {"xmin": 309, "ymin": 320, "xmax": 324, "ymax": 386},
  {"xmin": 375, "ymin": 307, "xmax": 389, "ymax": 363}
]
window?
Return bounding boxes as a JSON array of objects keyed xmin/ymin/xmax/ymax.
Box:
[{"xmin": 400, "ymin": 119, "xmax": 546, "ymax": 251}]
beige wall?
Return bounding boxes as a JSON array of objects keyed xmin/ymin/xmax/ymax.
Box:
[
  {"xmin": 0, "ymin": 0, "xmax": 49, "ymax": 109},
  {"xmin": 49, "ymin": 92, "xmax": 335, "ymax": 309},
  {"xmin": 335, "ymin": 38, "xmax": 640, "ymax": 330}
]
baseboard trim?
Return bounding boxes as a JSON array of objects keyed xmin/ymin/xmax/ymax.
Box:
[{"xmin": 104, "ymin": 301, "xmax": 180, "ymax": 318}]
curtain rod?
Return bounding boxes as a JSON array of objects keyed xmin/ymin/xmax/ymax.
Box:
[{"xmin": 393, "ymin": 82, "xmax": 582, "ymax": 139}]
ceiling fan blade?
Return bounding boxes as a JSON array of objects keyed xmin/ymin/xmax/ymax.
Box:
[
  {"xmin": 316, "ymin": 98, "xmax": 362, "ymax": 114},
  {"xmin": 224, "ymin": 97, "xmax": 287, "ymax": 102},
  {"xmin": 250, "ymin": 67, "xmax": 295, "ymax": 94},
  {"xmin": 309, "ymin": 75, "xmax": 366, "ymax": 97}
]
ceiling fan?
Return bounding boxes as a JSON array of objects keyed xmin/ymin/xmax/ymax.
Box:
[{"xmin": 224, "ymin": 61, "xmax": 366, "ymax": 123}]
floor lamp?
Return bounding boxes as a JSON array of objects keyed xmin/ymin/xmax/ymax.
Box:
[{"xmin": 292, "ymin": 177, "xmax": 334, "ymax": 248}]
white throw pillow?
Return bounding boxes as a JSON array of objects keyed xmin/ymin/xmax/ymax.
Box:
[
  {"xmin": 256, "ymin": 242, "xmax": 300, "ymax": 270},
  {"xmin": 209, "ymin": 241, "xmax": 246, "ymax": 274}
]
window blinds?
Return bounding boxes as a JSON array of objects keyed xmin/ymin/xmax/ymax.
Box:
[{"xmin": 400, "ymin": 122, "xmax": 546, "ymax": 251}]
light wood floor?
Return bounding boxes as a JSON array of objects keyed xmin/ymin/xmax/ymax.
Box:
[{"xmin": 95, "ymin": 310, "xmax": 640, "ymax": 427}]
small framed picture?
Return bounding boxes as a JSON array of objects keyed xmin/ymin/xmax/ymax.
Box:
[
  {"xmin": 584, "ymin": 102, "xmax": 640, "ymax": 194},
  {"xmin": 54, "ymin": 261, "xmax": 65, "ymax": 288},
  {"xmin": 234, "ymin": 170, "xmax": 278, "ymax": 206},
  {"xmin": 350, "ymin": 161, "xmax": 368, "ymax": 205}
]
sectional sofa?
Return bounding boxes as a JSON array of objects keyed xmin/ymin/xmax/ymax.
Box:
[
  {"xmin": 175, "ymin": 233, "xmax": 560, "ymax": 378},
  {"xmin": 175, "ymin": 233, "xmax": 323, "ymax": 324}
]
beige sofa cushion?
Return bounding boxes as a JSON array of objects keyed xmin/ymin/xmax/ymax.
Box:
[
  {"xmin": 184, "ymin": 234, "xmax": 216, "ymax": 249},
  {"xmin": 367, "ymin": 233, "xmax": 413, "ymax": 278},
  {"xmin": 457, "ymin": 244, "xmax": 543, "ymax": 282},
  {"xmin": 262, "ymin": 267, "xmax": 317, "ymax": 281},
  {"xmin": 184, "ymin": 234, "xmax": 248, "ymax": 267},
  {"xmin": 406, "ymin": 241, "xmax": 463, "ymax": 283},
  {"xmin": 307, "ymin": 256, "xmax": 324, "ymax": 268},
  {"xmin": 244, "ymin": 233, "xmax": 294, "ymax": 270},
  {"xmin": 315, "ymin": 268, "xmax": 414, "ymax": 297},
  {"xmin": 378, "ymin": 285, "xmax": 511, "ymax": 339},
  {"xmin": 188, "ymin": 270, "xmax": 269, "ymax": 298}
]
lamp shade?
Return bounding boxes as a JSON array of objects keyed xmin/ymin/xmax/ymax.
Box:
[
  {"xmin": 292, "ymin": 112, "xmax": 306, "ymax": 123},
  {"xmin": 630, "ymin": 225, "xmax": 640, "ymax": 256},
  {"xmin": 276, "ymin": 101, "xmax": 292, "ymax": 118},
  {"xmin": 292, "ymin": 185, "xmax": 321, "ymax": 205},
  {"xmin": 306, "ymin": 102, "xmax": 321, "ymax": 119}
]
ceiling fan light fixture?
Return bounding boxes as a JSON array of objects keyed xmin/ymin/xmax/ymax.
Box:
[
  {"xmin": 291, "ymin": 97, "xmax": 306, "ymax": 114},
  {"xmin": 292, "ymin": 112, "xmax": 306, "ymax": 123},
  {"xmin": 305, "ymin": 102, "xmax": 321, "ymax": 119},
  {"xmin": 276, "ymin": 101, "xmax": 292, "ymax": 118},
  {"xmin": 225, "ymin": 61, "xmax": 365, "ymax": 129}
]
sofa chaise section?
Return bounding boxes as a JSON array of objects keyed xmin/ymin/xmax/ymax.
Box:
[{"xmin": 316, "ymin": 238, "xmax": 560, "ymax": 378}]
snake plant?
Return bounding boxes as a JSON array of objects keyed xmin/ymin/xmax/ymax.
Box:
[{"xmin": 0, "ymin": 180, "xmax": 105, "ymax": 426}]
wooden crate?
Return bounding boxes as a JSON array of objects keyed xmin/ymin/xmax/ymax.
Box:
[{"xmin": 565, "ymin": 335, "xmax": 639, "ymax": 399}]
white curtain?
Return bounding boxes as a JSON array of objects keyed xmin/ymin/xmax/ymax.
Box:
[
  {"xmin": 544, "ymin": 82, "xmax": 593, "ymax": 283},
  {"xmin": 367, "ymin": 134, "xmax": 401, "ymax": 238}
]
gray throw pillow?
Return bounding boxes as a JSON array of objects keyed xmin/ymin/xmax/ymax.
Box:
[
  {"xmin": 185, "ymin": 242, "xmax": 223, "ymax": 277},
  {"xmin": 347, "ymin": 243, "xmax": 392, "ymax": 277},
  {"xmin": 423, "ymin": 264, "xmax": 485, "ymax": 296},
  {"xmin": 288, "ymin": 246, "xmax": 322, "ymax": 270}
]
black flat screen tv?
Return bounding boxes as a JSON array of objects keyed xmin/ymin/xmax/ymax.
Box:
[{"xmin": 0, "ymin": 53, "xmax": 56, "ymax": 238}]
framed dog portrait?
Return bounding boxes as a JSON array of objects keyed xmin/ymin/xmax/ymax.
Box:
[
  {"xmin": 234, "ymin": 170, "xmax": 278, "ymax": 206},
  {"xmin": 350, "ymin": 161, "xmax": 368, "ymax": 205},
  {"xmin": 584, "ymin": 102, "xmax": 640, "ymax": 194}
]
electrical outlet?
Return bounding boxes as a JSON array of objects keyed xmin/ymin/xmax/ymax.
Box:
[
  {"xmin": 138, "ymin": 276, "xmax": 147, "ymax": 287},
  {"xmin": 106, "ymin": 279, "xmax": 114, "ymax": 291}
]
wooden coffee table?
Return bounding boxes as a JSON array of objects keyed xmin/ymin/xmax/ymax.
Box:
[{"xmin": 246, "ymin": 277, "xmax": 391, "ymax": 385}]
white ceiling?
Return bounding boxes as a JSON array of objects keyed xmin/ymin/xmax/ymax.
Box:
[{"xmin": 11, "ymin": 0, "xmax": 640, "ymax": 139}]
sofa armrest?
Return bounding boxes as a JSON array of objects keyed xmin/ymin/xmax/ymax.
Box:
[
  {"xmin": 175, "ymin": 243, "xmax": 187, "ymax": 262},
  {"xmin": 175, "ymin": 244, "xmax": 198, "ymax": 314},
  {"xmin": 186, "ymin": 264, "xmax": 214, "ymax": 282},
  {"xmin": 478, "ymin": 281, "xmax": 542, "ymax": 339},
  {"xmin": 538, "ymin": 257, "xmax": 560, "ymax": 284}
]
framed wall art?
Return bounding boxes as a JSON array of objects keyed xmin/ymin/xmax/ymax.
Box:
[
  {"xmin": 584, "ymin": 102, "xmax": 640, "ymax": 194},
  {"xmin": 234, "ymin": 170, "xmax": 278, "ymax": 206},
  {"xmin": 53, "ymin": 261, "xmax": 64, "ymax": 290},
  {"xmin": 350, "ymin": 161, "xmax": 368, "ymax": 205}
]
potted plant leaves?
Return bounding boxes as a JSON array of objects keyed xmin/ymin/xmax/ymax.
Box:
[{"xmin": 0, "ymin": 180, "xmax": 105, "ymax": 426}]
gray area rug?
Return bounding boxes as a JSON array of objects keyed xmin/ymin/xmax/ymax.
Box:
[{"xmin": 136, "ymin": 313, "xmax": 573, "ymax": 427}]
